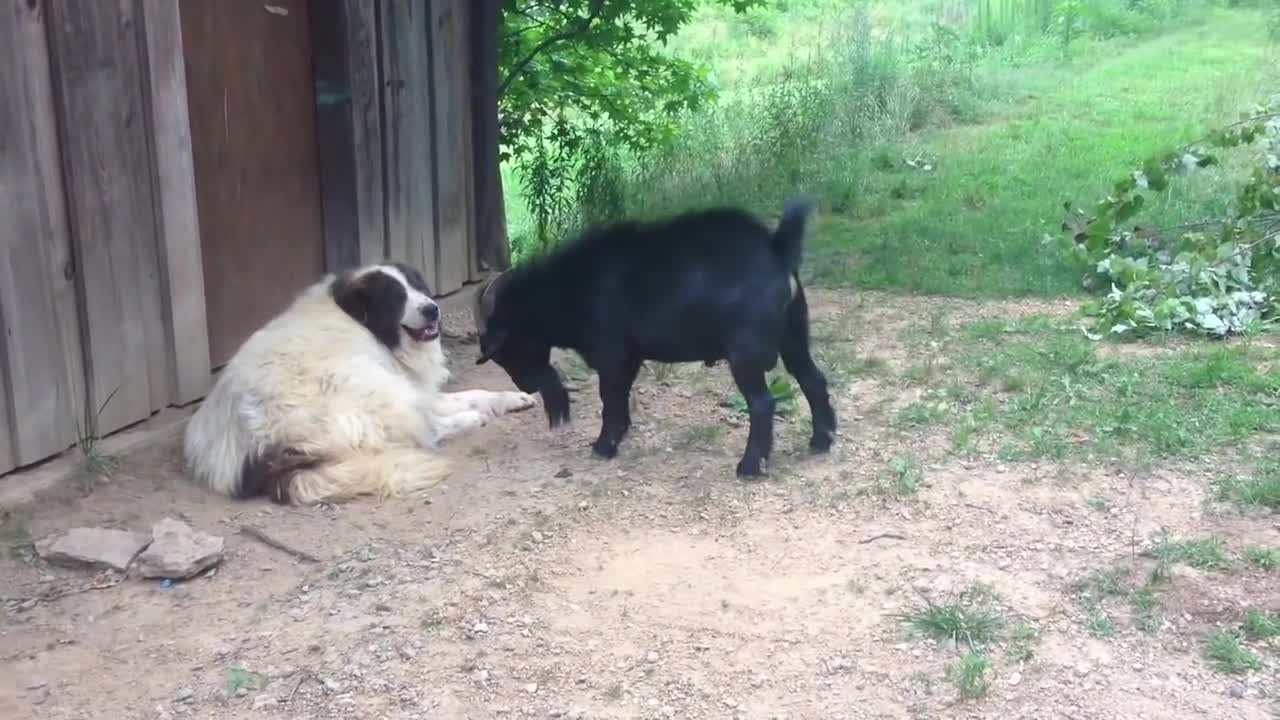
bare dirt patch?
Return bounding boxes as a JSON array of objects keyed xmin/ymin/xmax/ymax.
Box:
[{"xmin": 1, "ymin": 289, "xmax": 1276, "ymax": 720}]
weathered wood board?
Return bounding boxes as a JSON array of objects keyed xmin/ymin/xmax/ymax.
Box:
[
  {"xmin": 0, "ymin": 0, "xmax": 88, "ymax": 472},
  {"xmin": 46, "ymin": 0, "xmax": 165, "ymax": 435},
  {"xmin": 380, "ymin": 0, "xmax": 437, "ymax": 285},
  {"xmin": 141, "ymin": 0, "xmax": 211, "ymax": 406},
  {"xmin": 429, "ymin": 0, "xmax": 474, "ymax": 294}
]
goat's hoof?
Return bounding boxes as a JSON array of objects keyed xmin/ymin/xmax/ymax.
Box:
[
  {"xmin": 590, "ymin": 440, "xmax": 619, "ymax": 460},
  {"xmin": 809, "ymin": 431, "xmax": 834, "ymax": 453},
  {"xmin": 735, "ymin": 458, "xmax": 765, "ymax": 479}
]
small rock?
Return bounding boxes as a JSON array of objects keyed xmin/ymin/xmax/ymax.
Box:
[
  {"xmin": 251, "ymin": 695, "xmax": 276, "ymax": 710},
  {"xmin": 1074, "ymin": 663, "xmax": 1091, "ymax": 678},
  {"xmin": 473, "ymin": 622, "xmax": 490, "ymax": 634},
  {"xmin": 646, "ymin": 651, "xmax": 659, "ymax": 663},
  {"xmin": 1008, "ymin": 672, "xmax": 1022, "ymax": 687},
  {"xmin": 532, "ymin": 531, "xmax": 545, "ymax": 543},
  {"xmin": 1229, "ymin": 686, "xmax": 1246, "ymax": 700},
  {"xmin": 175, "ymin": 687, "xmax": 195, "ymax": 703},
  {"xmin": 525, "ymin": 682, "xmax": 539, "ymax": 694},
  {"xmin": 554, "ymin": 468, "xmax": 573, "ymax": 479},
  {"xmin": 36, "ymin": 527, "xmax": 151, "ymax": 572},
  {"xmin": 132, "ymin": 519, "xmax": 224, "ymax": 580}
]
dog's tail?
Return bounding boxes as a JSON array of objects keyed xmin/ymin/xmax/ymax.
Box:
[
  {"xmin": 241, "ymin": 445, "xmax": 450, "ymax": 505},
  {"xmin": 771, "ymin": 194, "xmax": 815, "ymax": 274}
]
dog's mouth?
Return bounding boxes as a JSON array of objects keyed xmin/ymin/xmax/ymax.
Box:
[{"xmin": 403, "ymin": 321, "xmax": 441, "ymax": 342}]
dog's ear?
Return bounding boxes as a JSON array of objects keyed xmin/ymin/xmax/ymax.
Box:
[
  {"xmin": 476, "ymin": 328, "xmax": 508, "ymax": 365},
  {"xmin": 331, "ymin": 271, "xmax": 370, "ymax": 325}
]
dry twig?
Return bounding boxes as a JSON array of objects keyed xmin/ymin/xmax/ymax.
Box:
[{"xmin": 239, "ymin": 525, "xmax": 321, "ymax": 563}]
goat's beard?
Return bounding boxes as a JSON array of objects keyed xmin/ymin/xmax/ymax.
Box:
[{"xmin": 536, "ymin": 366, "xmax": 571, "ymax": 428}]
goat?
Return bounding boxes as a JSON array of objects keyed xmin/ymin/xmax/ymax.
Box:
[{"xmin": 472, "ymin": 197, "xmax": 837, "ymax": 478}]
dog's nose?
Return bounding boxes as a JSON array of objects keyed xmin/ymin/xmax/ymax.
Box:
[{"xmin": 420, "ymin": 303, "xmax": 440, "ymax": 321}]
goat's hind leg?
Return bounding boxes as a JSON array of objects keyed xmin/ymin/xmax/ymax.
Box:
[
  {"xmin": 727, "ymin": 356, "xmax": 775, "ymax": 478},
  {"xmin": 780, "ymin": 286, "xmax": 837, "ymax": 452}
]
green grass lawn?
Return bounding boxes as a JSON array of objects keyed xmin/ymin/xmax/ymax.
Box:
[
  {"xmin": 807, "ymin": 8, "xmax": 1276, "ymax": 298},
  {"xmin": 894, "ymin": 313, "xmax": 1280, "ymax": 464}
]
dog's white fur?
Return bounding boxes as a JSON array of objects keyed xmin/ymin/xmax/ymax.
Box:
[{"xmin": 183, "ymin": 264, "xmax": 536, "ymax": 505}]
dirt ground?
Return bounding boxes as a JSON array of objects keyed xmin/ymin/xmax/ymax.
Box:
[{"xmin": 1, "ymin": 289, "xmax": 1276, "ymax": 720}]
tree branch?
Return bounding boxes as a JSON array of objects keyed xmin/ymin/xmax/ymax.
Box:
[{"xmin": 499, "ymin": 0, "xmax": 607, "ymax": 98}]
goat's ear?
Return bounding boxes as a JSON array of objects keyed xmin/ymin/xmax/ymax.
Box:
[
  {"xmin": 471, "ymin": 271, "xmax": 509, "ymax": 335},
  {"xmin": 476, "ymin": 329, "xmax": 507, "ymax": 365}
]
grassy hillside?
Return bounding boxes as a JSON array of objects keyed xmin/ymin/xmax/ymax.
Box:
[{"xmin": 501, "ymin": 0, "xmax": 1278, "ymax": 301}]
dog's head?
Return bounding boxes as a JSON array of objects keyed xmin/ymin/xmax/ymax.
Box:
[
  {"xmin": 473, "ymin": 272, "xmax": 570, "ymax": 427},
  {"xmin": 330, "ymin": 263, "xmax": 441, "ymax": 351}
]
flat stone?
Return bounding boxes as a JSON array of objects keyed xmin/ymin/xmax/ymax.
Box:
[
  {"xmin": 36, "ymin": 527, "xmax": 151, "ymax": 572},
  {"xmin": 132, "ymin": 518, "xmax": 224, "ymax": 580}
]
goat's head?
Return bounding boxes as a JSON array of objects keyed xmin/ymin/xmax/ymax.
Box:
[{"xmin": 474, "ymin": 272, "xmax": 571, "ymax": 428}]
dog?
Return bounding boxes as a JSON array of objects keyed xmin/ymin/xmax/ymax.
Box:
[{"xmin": 183, "ymin": 262, "xmax": 537, "ymax": 505}]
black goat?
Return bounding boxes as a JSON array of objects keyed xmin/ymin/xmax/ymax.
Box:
[{"xmin": 472, "ymin": 197, "xmax": 837, "ymax": 478}]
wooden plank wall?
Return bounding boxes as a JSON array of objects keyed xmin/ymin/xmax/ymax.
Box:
[
  {"xmin": 428, "ymin": 1, "xmax": 473, "ymax": 293},
  {"xmin": 0, "ymin": 0, "xmax": 210, "ymax": 476},
  {"xmin": 343, "ymin": 0, "xmax": 386, "ymax": 266},
  {"xmin": 0, "ymin": 0, "xmax": 484, "ymax": 476},
  {"xmin": 380, "ymin": 0, "xmax": 437, "ymax": 284},
  {"xmin": 141, "ymin": 0, "xmax": 211, "ymax": 406},
  {"xmin": 45, "ymin": 0, "xmax": 169, "ymax": 435},
  {"xmin": 0, "ymin": 0, "xmax": 86, "ymax": 474},
  {"xmin": 321, "ymin": 0, "xmax": 479, "ymax": 295}
]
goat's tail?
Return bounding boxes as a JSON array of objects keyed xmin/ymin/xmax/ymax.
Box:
[{"xmin": 772, "ymin": 194, "xmax": 815, "ymax": 273}]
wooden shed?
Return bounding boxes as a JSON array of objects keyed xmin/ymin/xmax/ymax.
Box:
[{"xmin": 0, "ymin": 0, "xmax": 507, "ymax": 478}]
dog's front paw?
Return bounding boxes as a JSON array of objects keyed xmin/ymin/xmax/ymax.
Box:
[
  {"xmin": 509, "ymin": 392, "xmax": 538, "ymax": 412},
  {"xmin": 457, "ymin": 409, "xmax": 488, "ymax": 430}
]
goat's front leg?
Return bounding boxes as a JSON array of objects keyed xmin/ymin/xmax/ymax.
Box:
[
  {"xmin": 590, "ymin": 356, "xmax": 641, "ymax": 460},
  {"xmin": 728, "ymin": 359, "xmax": 775, "ymax": 478}
]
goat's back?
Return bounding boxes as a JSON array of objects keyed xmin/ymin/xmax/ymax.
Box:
[{"xmin": 534, "ymin": 207, "xmax": 800, "ymax": 363}]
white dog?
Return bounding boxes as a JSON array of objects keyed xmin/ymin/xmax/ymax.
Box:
[{"xmin": 183, "ymin": 262, "xmax": 536, "ymax": 505}]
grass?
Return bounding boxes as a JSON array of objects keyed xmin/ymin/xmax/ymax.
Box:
[
  {"xmin": 225, "ymin": 667, "xmax": 265, "ymax": 695},
  {"xmin": 894, "ymin": 318, "xmax": 1280, "ymax": 462},
  {"xmin": 0, "ymin": 512, "xmax": 35, "ymax": 564},
  {"xmin": 946, "ymin": 651, "xmax": 992, "ymax": 699},
  {"xmin": 1202, "ymin": 630, "xmax": 1263, "ymax": 674},
  {"xmin": 1244, "ymin": 545, "xmax": 1279, "ymax": 571},
  {"xmin": 804, "ymin": 7, "xmax": 1275, "ymax": 297},
  {"xmin": 1005, "ymin": 622, "xmax": 1040, "ymax": 663},
  {"xmin": 720, "ymin": 375, "xmax": 800, "ymax": 416},
  {"xmin": 862, "ymin": 455, "xmax": 924, "ymax": 497},
  {"xmin": 1216, "ymin": 458, "xmax": 1280, "ymax": 510},
  {"xmin": 899, "ymin": 586, "xmax": 1006, "ymax": 649},
  {"xmin": 1131, "ymin": 588, "xmax": 1161, "ymax": 635},
  {"xmin": 1070, "ymin": 563, "xmax": 1169, "ymax": 636},
  {"xmin": 1148, "ymin": 533, "xmax": 1232, "ymax": 573},
  {"xmin": 1241, "ymin": 609, "xmax": 1280, "ymax": 642}
]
